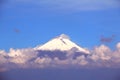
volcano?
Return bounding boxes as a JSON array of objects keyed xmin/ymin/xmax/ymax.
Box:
[
  {"xmin": 35, "ymin": 34, "xmax": 89, "ymax": 53},
  {"xmin": 34, "ymin": 34, "xmax": 89, "ymax": 59}
]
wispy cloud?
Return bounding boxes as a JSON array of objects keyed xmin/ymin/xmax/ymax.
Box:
[
  {"xmin": 9, "ymin": 0, "xmax": 120, "ymax": 11},
  {"xmin": 0, "ymin": 42, "xmax": 120, "ymax": 71}
]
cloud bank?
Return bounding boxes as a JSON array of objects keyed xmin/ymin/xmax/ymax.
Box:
[{"xmin": 0, "ymin": 42, "xmax": 120, "ymax": 71}]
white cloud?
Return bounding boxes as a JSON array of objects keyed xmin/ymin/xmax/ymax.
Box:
[
  {"xmin": 7, "ymin": 48, "xmax": 38, "ymax": 65},
  {"xmin": 89, "ymin": 45, "xmax": 112, "ymax": 61},
  {"xmin": 0, "ymin": 50, "xmax": 8, "ymax": 64},
  {"xmin": 34, "ymin": 57, "xmax": 52, "ymax": 68},
  {"xmin": 0, "ymin": 50, "xmax": 7, "ymax": 56},
  {"xmin": 1, "ymin": 42, "xmax": 120, "ymax": 71},
  {"xmin": 88, "ymin": 43, "xmax": 120, "ymax": 67},
  {"xmin": 110, "ymin": 43, "xmax": 120, "ymax": 63},
  {"xmin": 73, "ymin": 55, "xmax": 88, "ymax": 66},
  {"xmin": 116, "ymin": 42, "xmax": 120, "ymax": 51}
]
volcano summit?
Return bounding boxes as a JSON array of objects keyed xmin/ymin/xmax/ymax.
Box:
[{"xmin": 35, "ymin": 34, "xmax": 89, "ymax": 54}]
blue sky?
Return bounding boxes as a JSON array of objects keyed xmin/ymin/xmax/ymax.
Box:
[{"xmin": 0, "ymin": 0, "xmax": 120, "ymax": 50}]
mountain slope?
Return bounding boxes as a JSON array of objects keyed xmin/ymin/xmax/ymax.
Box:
[{"xmin": 35, "ymin": 34, "xmax": 89, "ymax": 54}]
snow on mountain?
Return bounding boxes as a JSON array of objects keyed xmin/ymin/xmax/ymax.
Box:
[{"xmin": 35, "ymin": 34, "xmax": 89, "ymax": 54}]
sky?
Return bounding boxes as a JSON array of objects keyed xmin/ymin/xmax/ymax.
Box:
[
  {"xmin": 0, "ymin": 0, "xmax": 120, "ymax": 51},
  {"xmin": 1, "ymin": 1, "xmax": 120, "ymax": 79}
]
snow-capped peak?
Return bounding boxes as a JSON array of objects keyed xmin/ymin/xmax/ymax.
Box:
[
  {"xmin": 35, "ymin": 34, "xmax": 89, "ymax": 54},
  {"xmin": 56, "ymin": 34, "xmax": 70, "ymax": 40}
]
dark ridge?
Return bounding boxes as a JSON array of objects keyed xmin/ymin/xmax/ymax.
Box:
[
  {"xmin": 60, "ymin": 39, "xmax": 67, "ymax": 45},
  {"xmin": 0, "ymin": 68, "xmax": 120, "ymax": 80},
  {"xmin": 36, "ymin": 50, "xmax": 88, "ymax": 60},
  {"xmin": 36, "ymin": 49, "xmax": 89, "ymax": 60},
  {"xmin": 73, "ymin": 52, "xmax": 89, "ymax": 59},
  {"xmin": 37, "ymin": 50, "xmax": 67, "ymax": 60}
]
